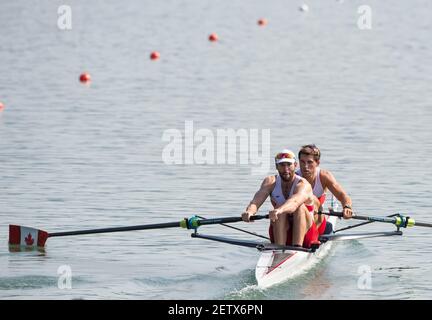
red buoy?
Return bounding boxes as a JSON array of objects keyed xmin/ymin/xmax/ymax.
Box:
[
  {"xmin": 0, "ymin": 102, "xmax": 4, "ymax": 112},
  {"xmin": 258, "ymin": 18, "xmax": 268, "ymax": 26},
  {"xmin": 150, "ymin": 51, "xmax": 160, "ymax": 60},
  {"xmin": 79, "ymin": 73, "xmax": 91, "ymax": 83},
  {"xmin": 208, "ymin": 33, "xmax": 219, "ymax": 42}
]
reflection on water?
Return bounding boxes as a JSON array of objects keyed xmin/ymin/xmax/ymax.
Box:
[{"xmin": 8, "ymin": 245, "xmax": 46, "ymax": 255}]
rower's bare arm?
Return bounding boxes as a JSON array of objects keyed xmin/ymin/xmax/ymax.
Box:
[
  {"xmin": 322, "ymin": 170, "xmax": 351, "ymax": 205},
  {"xmin": 278, "ymin": 180, "xmax": 312, "ymax": 215},
  {"xmin": 322, "ymin": 170, "xmax": 353, "ymax": 218},
  {"xmin": 242, "ymin": 176, "xmax": 274, "ymax": 221}
]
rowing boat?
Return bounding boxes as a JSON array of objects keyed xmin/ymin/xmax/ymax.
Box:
[
  {"xmin": 255, "ymin": 215, "xmax": 337, "ymax": 288},
  {"xmin": 191, "ymin": 215, "xmax": 340, "ymax": 288},
  {"xmin": 8, "ymin": 210, "xmax": 432, "ymax": 289}
]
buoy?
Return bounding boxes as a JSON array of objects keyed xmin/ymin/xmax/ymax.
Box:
[
  {"xmin": 209, "ymin": 33, "xmax": 219, "ymax": 42},
  {"xmin": 0, "ymin": 102, "xmax": 4, "ymax": 112},
  {"xmin": 299, "ymin": 4, "xmax": 309, "ymax": 12},
  {"xmin": 150, "ymin": 51, "xmax": 160, "ymax": 60},
  {"xmin": 258, "ymin": 18, "xmax": 268, "ymax": 26},
  {"xmin": 79, "ymin": 73, "xmax": 91, "ymax": 83}
]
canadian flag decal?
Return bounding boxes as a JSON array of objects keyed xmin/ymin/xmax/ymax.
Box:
[
  {"xmin": 9, "ymin": 225, "xmax": 49, "ymax": 247},
  {"xmin": 25, "ymin": 233, "xmax": 34, "ymax": 245}
]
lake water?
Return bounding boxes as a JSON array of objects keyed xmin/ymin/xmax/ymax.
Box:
[{"xmin": 1, "ymin": 0, "xmax": 432, "ymax": 300}]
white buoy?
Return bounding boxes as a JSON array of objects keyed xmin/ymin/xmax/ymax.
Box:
[{"xmin": 299, "ymin": 4, "xmax": 309, "ymax": 12}]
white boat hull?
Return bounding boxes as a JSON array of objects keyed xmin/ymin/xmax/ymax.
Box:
[{"xmin": 255, "ymin": 216, "xmax": 337, "ymax": 288}]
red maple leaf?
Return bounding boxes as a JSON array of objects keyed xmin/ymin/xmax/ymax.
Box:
[{"xmin": 25, "ymin": 233, "xmax": 34, "ymax": 245}]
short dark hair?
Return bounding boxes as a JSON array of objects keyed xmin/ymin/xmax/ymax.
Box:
[{"xmin": 298, "ymin": 144, "xmax": 321, "ymax": 161}]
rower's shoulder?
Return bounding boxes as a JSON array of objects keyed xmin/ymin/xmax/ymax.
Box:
[
  {"xmin": 297, "ymin": 176, "xmax": 313, "ymax": 191},
  {"xmin": 319, "ymin": 168, "xmax": 337, "ymax": 183},
  {"xmin": 259, "ymin": 175, "xmax": 277, "ymax": 194},
  {"xmin": 262, "ymin": 175, "xmax": 277, "ymax": 185},
  {"xmin": 296, "ymin": 175, "xmax": 307, "ymax": 183}
]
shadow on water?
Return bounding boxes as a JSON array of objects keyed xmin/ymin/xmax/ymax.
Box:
[{"xmin": 0, "ymin": 275, "xmax": 57, "ymax": 290}]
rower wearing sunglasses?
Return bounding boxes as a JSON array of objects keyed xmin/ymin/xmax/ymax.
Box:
[
  {"xmin": 242, "ymin": 149, "xmax": 319, "ymax": 248},
  {"xmin": 296, "ymin": 144, "xmax": 353, "ymax": 236}
]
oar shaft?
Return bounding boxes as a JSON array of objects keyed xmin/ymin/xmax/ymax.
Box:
[
  {"xmin": 49, "ymin": 221, "xmax": 182, "ymax": 237},
  {"xmin": 197, "ymin": 214, "xmax": 268, "ymax": 226},
  {"xmin": 197, "ymin": 215, "xmax": 270, "ymax": 240},
  {"xmin": 323, "ymin": 211, "xmax": 432, "ymax": 228},
  {"xmin": 413, "ymin": 221, "xmax": 432, "ymax": 228},
  {"xmin": 48, "ymin": 214, "xmax": 269, "ymax": 238},
  {"xmin": 353, "ymin": 214, "xmax": 397, "ymax": 224},
  {"xmin": 325, "ymin": 211, "xmax": 399, "ymax": 223},
  {"xmin": 335, "ymin": 213, "xmax": 399, "ymax": 233}
]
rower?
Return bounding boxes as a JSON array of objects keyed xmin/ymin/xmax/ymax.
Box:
[
  {"xmin": 242, "ymin": 149, "xmax": 319, "ymax": 248},
  {"xmin": 296, "ymin": 144, "xmax": 353, "ymax": 235}
]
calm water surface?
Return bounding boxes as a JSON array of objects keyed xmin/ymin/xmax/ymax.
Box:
[{"xmin": 1, "ymin": 0, "xmax": 432, "ymax": 299}]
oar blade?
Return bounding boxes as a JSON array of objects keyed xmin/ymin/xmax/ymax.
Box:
[{"xmin": 9, "ymin": 225, "xmax": 49, "ymax": 249}]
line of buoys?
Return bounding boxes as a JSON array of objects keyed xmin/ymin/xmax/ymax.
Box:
[{"xmin": 77, "ymin": 15, "xmax": 281, "ymax": 83}]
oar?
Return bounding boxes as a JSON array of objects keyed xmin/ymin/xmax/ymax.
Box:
[
  {"xmin": 196, "ymin": 215, "xmax": 270, "ymax": 240},
  {"xmin": 334, "ymin": 213, "xmax": 400, "ymax": 233},
  {"xmin": 322, "ymin": 211, "xmax": 432, "ymax": 229},
  {"xmin": 9, "ymin": 214, "xmax": 269, "ymax": 249}
]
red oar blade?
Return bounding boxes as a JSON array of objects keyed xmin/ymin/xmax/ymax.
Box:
[{"xmin": 9, "ymin": 225, "xmax": 49, "ymax": 248}]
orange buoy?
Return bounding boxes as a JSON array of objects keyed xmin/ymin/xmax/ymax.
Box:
[
  {"xmin": 150, "ymin": 51, "xmax": 160, "ymax": 60},
  {"xmin": 79, "ymin": 72, "xmax": 91, "ymax": 83},
  {"xmin": 258, "ymin": 18, "xmax": 268, "ymax": 26},
  {"xmin": 208, "ymin": 33, "xmax": 219, "ymax": 42}
]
